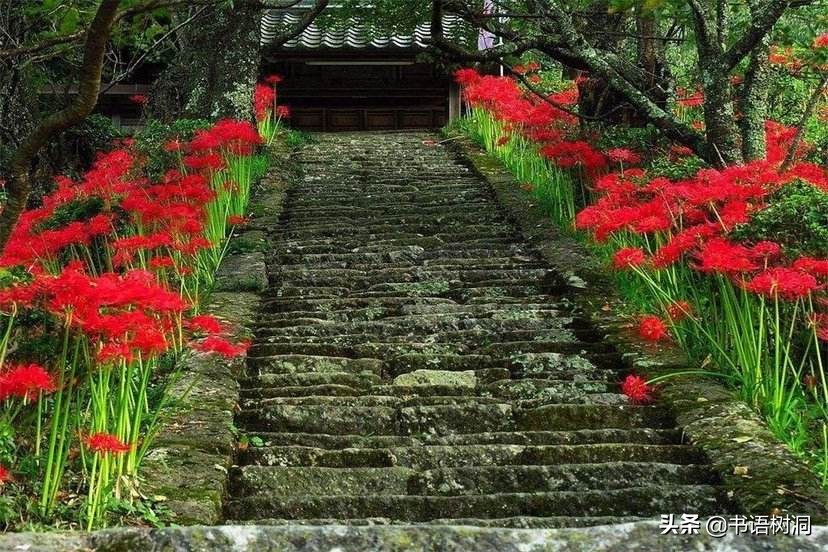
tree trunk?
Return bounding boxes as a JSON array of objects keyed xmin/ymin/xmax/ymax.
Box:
[
  {"xmin": 738, "ymin": 38, "xmax": 771, "ymax": 161},
  {"xmin": 700, "ymin": 62, "xmax": 743, "ymax": 165},
  {"xmin": 149, "ymin": 5, "xmax": 262, "ymax": 121},
  {"xmin": 0, "ymin": 0, "xmax": 122, "ymax": 253}
]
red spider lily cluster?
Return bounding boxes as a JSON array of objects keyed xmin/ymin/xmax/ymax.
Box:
[
  {"xmin": 454, "ymin": 65, "xmax": 828, "ymax": 460},
  {"xmin": 0, "ymin": 112, "xmax": 264, "ymax": 525},
  {"xmin": 254, "ymin": 74, "xmax": 290, "ymax": 144}
]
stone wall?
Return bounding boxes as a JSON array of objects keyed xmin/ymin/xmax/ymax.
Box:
[{"xmin": 138, "ymin": 142, "xmax": 294, "ymax": 524}]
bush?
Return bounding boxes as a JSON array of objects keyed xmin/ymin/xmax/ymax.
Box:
[{"xmin": 731, "ymin": 181, "xmax": 828, "ymax": 258}]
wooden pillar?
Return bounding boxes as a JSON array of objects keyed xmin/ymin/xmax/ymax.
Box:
[{"xmin": 448, "ymin": 82, "xmax": 461, "ymax": 122}]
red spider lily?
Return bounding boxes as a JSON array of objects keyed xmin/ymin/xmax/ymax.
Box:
[
  {"xmin": 253, "ymin": 83, "xmax": 276, "ymax": 122},
  {"xmin": 748, "ymin": 241, "xmax": 783, "ymax": 262},
  {"xmin": 453, "ymin": 68, "xmax": 482, "ymax": 86},
  {"xmin": 606, "ymin": 148, "xmax": 641, "ymax": 165},
  {"xmin": 667, "ymin": 301, "xmax": 694, "ymax": 322},
  {"xmin": 693, "ymin": 238, "xmax": 759, "ymax": 274},
  {"xmin": 186, "ymin": 315, "xmax": 224, "ymax": 335},
  {"xmin": 669, "ymin": 144, "xmax": 694, "ymax": 158},
  {"xmin": 0, "ymin": 363, "xmax": 55, "ymax": 401},
  {"xmin": 813, "ymin": 34, "xmax": 828, "ymax": 49},
  {"xmin": 276, "ymin": 105, "xmax": 291, "ymax": 119},
  {"xmin": 621, "ymin": 375, "xmax": 654, "ymax": 404},
  {"xmin": 745, "ymin": 268, "xmax": 819, "ymax": 300},
  {"xmin": 227, "ymin": 215, "xmax": 247, "ymax": 226},
  {"xmin": 194, "ymin": 336, "xmax": 250, "ymax": 358},
  {"xmin": 183, "ymin": 153, "xmax": 225, "ymax": 172},
  {"xmin": 84, "ymin": 433, "xmax": 131, "ymax": 455},
  {"xmin": 792, "ymin": 256, "xmax": 828, "ymax": 278},
  {"xmin": 638, "ymin": 315, "xmax": 669, "ymax": 342},
  {"xmin": 129, "ymin": 94, "xmax": 148, "ymax": 105},
  {"xmin": 612, "ymin": 247, "xmax": 647, "ymax": 270},
  {"xmin": 264, "ymin": 74, "xmax": 283, "ymax": 85},
  {"xmin": 0, "ymin": 465, "xmax": 10, "ymax": 484}
]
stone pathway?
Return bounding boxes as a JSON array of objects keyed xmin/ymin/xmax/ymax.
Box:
[{"xmin": 225, "ymin": 132, "xmax": 731, "ymax": 527}]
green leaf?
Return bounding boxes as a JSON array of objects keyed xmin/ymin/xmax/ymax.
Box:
[{"xmin": 59, "ymin": 7, "xmax": 80, "ymax": 34}]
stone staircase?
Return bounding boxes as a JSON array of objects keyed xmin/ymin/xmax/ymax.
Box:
[{"xmin": 224, "ymin": 132, "xmax": 732, "ymax": 527}]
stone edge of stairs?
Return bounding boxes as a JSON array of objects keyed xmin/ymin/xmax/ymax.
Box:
[
  {"xmin": 444, "ymin": 131, "xmax": 828, "ymax": 522},
  {"xmin": 2, "ymin": 522, "xmax": 826, "ymax": 551},
  {"xmin": 137, "ymin": 141, "xmax": 295, "ymax": 525}
]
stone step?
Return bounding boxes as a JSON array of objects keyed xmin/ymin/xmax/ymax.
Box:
[
  {"xmin": 232, "ymin": 462, "xmax": 718, "ymax": 498},
  {"xmin": 225, "ymin": 485, "xmax": 726, "ymax": 521},
  {"xmin": 239, "ymin": 443, "xmax": 707, "ymax": 470},
  {"xmin": 253, "ymin": 317, "xmax": 575, "ymax": 340},
  {"xmin": 226, "ymin": 516, "xmax": 648, "ymax": 528},
  {"xmin": 237, "ymin": 403, "xmax": 674, "ymax": 435},
  {"xmin": 239, "ymin": 428, "xmax": 687, "ymax": 449},
  {"xmin": 246, "ymin": 355, "xmax": 383, "ymax": 376}
]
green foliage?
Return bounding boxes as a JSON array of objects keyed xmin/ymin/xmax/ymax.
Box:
[
  {"xmin": 730, "ymin": 181, "xmax": 828, "ymax": 257},
  {"xmin": 647, "ymin": 153, "xmax": 707, "ymax": 180},
  {"xmin": 283, "ymin": 129, "xmax": 314, "ymax": 149},
  {"xmin": 37, "ymin": 197, "xmax": 105, "ymax": 232}
]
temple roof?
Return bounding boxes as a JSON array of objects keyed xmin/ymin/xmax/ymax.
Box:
[{"xmin": 260, "ymin": 9, "xmax": 473, "ymax": 50}]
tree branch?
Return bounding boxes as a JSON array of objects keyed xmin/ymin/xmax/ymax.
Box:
[{"xmin": 0, "ymin": 0, "xmax": 122, "ymax": 252}]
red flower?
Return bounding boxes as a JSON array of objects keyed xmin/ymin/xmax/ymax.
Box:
[
  {"xmin": 612, "ymin": 247, "xmax": 647, "ymax": 270},
  {"xmin": 666, "ymin": 301, "xmax": 694, "ymax": 321},
  {"xmin": 745, "ymin": 268, "xmax": 819, "ymax": 300},
  {"xmin": 129, "ymin": 94, "xmax": 148, "ymax": 105},
  {"xmin": 496, "ymin": 136, "xmax": 510, "ymax": 146},
  {"xmin": 195, "ymin": 336, "xmax": 250, "ymax": 358},
  {"xmin": 606, "ymin": 148, "xmax": 641, "ymax": 165},
  {"xmin": 186, "ymin": 315, "xmax": 224, "ymax": 335},
  {"xmin": 227, "ymin": 215, "xmax": 247, "ymax": 226},
  {"xmin": 693, "ymin": 238, "xmax": 758, "ymax": 274},
  {"xmin": 275, "ymin": 105, "xmax": 291, "ymax": 119},
  {"xmin": 454, "ymin": 68, "xmax": 481, "ymax": 86},
  {"xmin": 84, "ymin": 432, "xmax": 131, "ymax": 455},
  {"xmin": 638, "ymin": 315, "xmax": 669, "ymax": 342},
  {"xmin": 792, "ymin": 256, "xmax": 828, "ymax": 278},
  {"xmin": 264, "ymin": 74, "xmax": 283, "ymax": 85},
  {"xmin": 748, "ymin": 241, "xmax": 782, "ymax": 262},
  {"xmin": 813, "ymin": 34, "xmax": 828, "ymax": 49},
  {"xmin": 621, "ymin": 375, "xmax": 653, "ymax": 404},
  {"xmin": 0, "ymin": 465, "xmax": 11, "ymax": 484},
  {"xmin": 253, "ymin": 83, "xmax": 276, "ymax": 121},
  {"xmin": 0, "ymin": 364, "xmax": 56, "ymax": 401}
]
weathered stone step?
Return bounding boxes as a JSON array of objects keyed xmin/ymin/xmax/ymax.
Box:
[
  {"xmin": 247, "ymin": 355, "xmax": 383, "ymax": 375},
  {"xmin": 253, "ymin": 317, "xmax": 575, "ymax": 339},
  {"xmin": 253, "ymin": 307, "xmax": 570, "ymax": 329},
  {"xmin": 239, "ymin": 443, "xmax": 707, "ymax": 470},
  {"xmin": 241, "ymin": 372, "xmax": 382, "ymax": 389},
  {"xmin": 225, "ymin": 485, "xmax": 725, "ymax": 521},
  {"xmin": 280, "ymin": 214, "xmax": 507, "ymax": 232},
  {"xmin": 238, "ymin": 403, "xmax": 514, "ymax": 435},
  {"xmin": 238, "ymin": 428, "xmax": 687, "ymax": 450},
  {"xmin": 239, "ymin": 395, "xmax": 505, "ymax": 410},
  {"xmin": 279, "ymin": 224, "xmax": 517, "ymax": 240},
  {"xmin": 247, "ymin": 340, "xmax": 615, "ymax": 362},
  {"xmin": 232, "ymin": 462, "xmax": 717, "ymax": 498},
  {"xmin": 226, "ymin": 515, "xmax": 647, "ymax": 528},
  {"xmin": 283, "ymin": 202, "xmax": 497, "ymax": 219},
  {"xmin": 258, "ymin": 296, "xmax": 457, "ymax": 314},
  {"xmin": 238, "ymin": 403, "xmax": 673, "ymax": 435}
]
